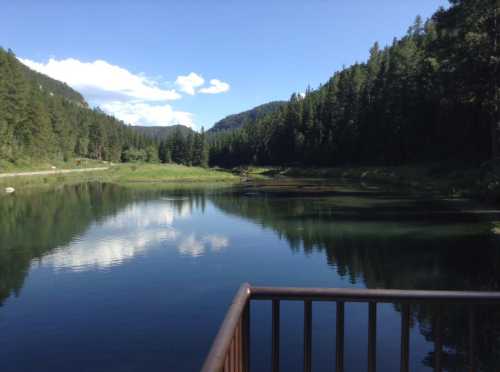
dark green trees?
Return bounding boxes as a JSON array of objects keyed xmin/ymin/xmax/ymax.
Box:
[
  {"xmin": 0, "ymin": 48, "xmax": 151, "ymax": 165},
  {"xmin": 209, "ymin": 1, "xmax": 500, "ymax": 168},
  {"xmin": 158, "ymin": 126, "xmax": 209, "ymax": 167}
]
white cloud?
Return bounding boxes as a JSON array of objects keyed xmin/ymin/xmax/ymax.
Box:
[
  {"xmin": 101, "ymin": 101, "xmax": 194, "ymax": 128},
  {"xmin": 18, "ymin": 57, "xmax": 230, "ymax": 127},
  {"xmin": 199, "ymin": 79, "xmax": 230, "ymax": 94},
  {"xmin": 19, "ymin": 57, "xmax": 181, "ymax": 102},
  {"xmin": 175, "ymin": 72, "xmax": 205, "ymax": 95}
]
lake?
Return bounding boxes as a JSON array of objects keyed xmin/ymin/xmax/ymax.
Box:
[{"xmin": 1, "ymin": 181, "xmax": 500, "ymax": 372}]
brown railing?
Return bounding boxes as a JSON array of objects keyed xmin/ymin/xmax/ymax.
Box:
[{"xmin": 201, "ymin": 283, "xmax": 500, "ymax": 372}]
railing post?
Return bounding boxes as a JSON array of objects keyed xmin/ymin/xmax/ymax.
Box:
[
  {"xmin": 434, "ymin": 306, "xmax": 442, "ymax": 372},
  {"xmin": 336, "ymin": 302, "xmax": 345, "ymax": 372},
  {"xmin": 304, "ymin": 300, "xmax": 312, "ymax": 372},
  {"xmin": 272, "ymin": 300, "xmax": 280, "ymax": 372},
  {"xmin": 400, "ymin": 304, "xmax": 410, "ymax": 372},
  {"xmin": 469, "ymin": 306, "xmax": 477, "ymax": 372},
  {"xmin": 368, "ymin": 302, "xmax": 377, "ymax": 372},
  {"xmin": 242, "ymin": 303, "xmax": 250, "ymax": 372}
]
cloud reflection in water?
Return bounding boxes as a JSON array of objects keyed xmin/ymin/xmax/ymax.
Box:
[{"xmin": 37, "ymin": 200, "xmax": 229, "ymax": 271}]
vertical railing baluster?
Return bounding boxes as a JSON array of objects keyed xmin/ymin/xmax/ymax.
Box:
[
  {"xmin": 228, "ymin": 338, "xmax": 232, "ymax": 372},
  {"xmin": 336, "ymin": 301, "xmax": 345, "ymax": 372},
  {"xmin": 272, "ymin": 299, "xmax": 280, "ymax": 372},
  {"xmin": 469, "ymin": 306, "xmax": 477, "ymax": 372},
  {"xmin": 233, "ymin": 335, "xmax": 237, "ymax": 372},
  {"xmin": 304, "ymin": 300, "xmax": 312, "ymax": 372},
  {"xmin": 368, "ymin": 302, "xmax": 377, "ymax": 372},
  {"xmin": 236, "ymin": 320, "xmax": 241, "ymax": 372},
  {"xmin": 434, "ymin": 306, "xmax": 442, "ymax": 372},
  {"xmin": 242, "ymin": 303, "xmax": 250, "ymax": 372},
  {"xmin": 400, "ymin": 304, "xmax": 410, "ymax": 372},
  {"xmin": 230, "ymin": 336, "xmax": 234, "ymax": 372}
]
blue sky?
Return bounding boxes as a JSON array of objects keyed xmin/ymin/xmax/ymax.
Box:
[{"xmin": 1, "ymin": 0, "xmax": 449, "ymax": 130}]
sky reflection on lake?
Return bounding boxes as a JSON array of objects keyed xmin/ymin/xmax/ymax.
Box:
[{"xmin": 34, "ymin": 199, "xmax": 229, "ymax": 272}]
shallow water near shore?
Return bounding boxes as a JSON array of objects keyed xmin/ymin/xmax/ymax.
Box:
[{"xmin": 1, "ymin": 180, "xmax": 500, "ymax": 371}]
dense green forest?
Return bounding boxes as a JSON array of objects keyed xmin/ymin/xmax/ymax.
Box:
[
  {"xmin": 133, "ymin": 124, "xmax": 210, "ymax": 166},
  {"xmin": 158, "ymin": 127, "xmax": 209, "ymax": 166},
  {"xmin": 0, "ymin": 48, "xmax": 154, "ymax": 165},
  {"xmin": 210, "ymin": 0, "xmax": 500, "ymax": 168}
]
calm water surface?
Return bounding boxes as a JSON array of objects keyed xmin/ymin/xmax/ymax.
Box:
[{"xmin": 1, "ymin": 182, "xmax": 500, "ymax": 372}]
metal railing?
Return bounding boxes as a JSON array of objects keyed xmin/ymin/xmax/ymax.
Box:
[{"xmin": 201, "ymin": 283, "xmax": 500, "ymax": 372}]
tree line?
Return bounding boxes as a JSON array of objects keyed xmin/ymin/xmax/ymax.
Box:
[
  {"xmin": 158, "ymin": 127, "xmax": 209, "ymax": 167},
  {"xmin": 209, "ymin": 0, "xmax": 500, "ymax": 168},
  {"xmin": 0, "ymin": 47, "xmax": 157, "ymax": 165}
]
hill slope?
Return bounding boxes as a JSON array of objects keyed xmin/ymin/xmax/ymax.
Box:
[
  {"xmin": 0, "ymin": 48, "xmax": 150, "ymax": 164},
  {"xmin": 208, "ymin": 101, "xmax": 286, "ymax": 133}
]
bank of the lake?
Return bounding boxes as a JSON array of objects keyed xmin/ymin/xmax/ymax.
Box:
[
  {"xmin": 0, "ymin": 163, "xmax": 240, "ymax": 192},
  {"xmin": 4, "ymin": 162, "xmax": 500, "ymax": 203},
  {"xmin": 242, "ymin": 163, "xmax": 500, "ymax": 201}
]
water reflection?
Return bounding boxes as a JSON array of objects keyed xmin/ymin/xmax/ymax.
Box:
[
  {"xmin": 177, "ymin": 234, "xmax": 229, "ymax": 257},
  {"xmin": 35, "ymin": 199, "xmax": 231, "ymax": 270},
  {"xmin": 210, "ymin": 190, "xmax": 500, "ymax": 371},
  {"xmin": 2, "ymin": 182, "xmax": 500, "ymax": 371},
  {"xmin": 0, "ymin": 185, "xmax": 217, "ymax": 302}
]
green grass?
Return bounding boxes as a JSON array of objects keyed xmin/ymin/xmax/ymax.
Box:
[
  {"xmin": 0, "ymin": 163, "xmax": 239, "ymax": 193},
  {"xmin": 108, "ymin": 164, "xmax": 239, "ymax": 183},
  {"xmin": 0, "ymin": 158, "xmax": 110, "ymax": 173}
]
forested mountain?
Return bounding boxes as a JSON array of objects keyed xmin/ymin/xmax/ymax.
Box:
[
  {"xmin": 210, "ymin": 0, "xmax": 499, "ymax": 168},
  {"xmin": 208, "ymin": 101, "xmax": 286, "ymax": 133},
  {"xmin": 133, "ymin": 124, "xmax": 194, "ymax": 141},
  {"xmin": 0, "ymin": 48, "xmax": 152, "ymax": 164}
]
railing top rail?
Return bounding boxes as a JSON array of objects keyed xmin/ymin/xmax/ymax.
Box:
[
  {"xmin": 250, "ymin": 286, "xmax": 500, "ymax": 304},
  {"xmin": 201, "ymin": 283, "xmax": 251, "ymax": 372}
]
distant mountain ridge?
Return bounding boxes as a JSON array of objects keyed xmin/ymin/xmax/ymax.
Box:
[{"xmin": 208, "ymin": 101, "xmax": 286, "ymax": 133}]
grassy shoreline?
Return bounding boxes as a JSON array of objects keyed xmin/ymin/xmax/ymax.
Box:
[
  {"xmin": 0, "ymin": 163, "xmax": 240, "ymax": 192},
  {"xmin": 3, "ymin": 162, "xmax": 499, "ymax": 202}
]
